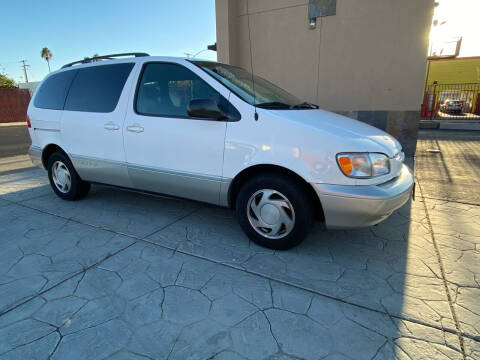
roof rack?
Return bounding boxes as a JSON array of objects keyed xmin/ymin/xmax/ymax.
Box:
[{"xmin": 61, "ymin": 52, "xmax": 150, "ymax": 69}]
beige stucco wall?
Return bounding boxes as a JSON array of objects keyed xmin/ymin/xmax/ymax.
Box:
[{"xmin": 215, "ymin": 0, "xmax": 434, "ymax": 112}]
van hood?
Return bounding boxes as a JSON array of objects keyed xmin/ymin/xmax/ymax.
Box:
[{"xmin": 270, "ymin": 108, "xmax": 402, "ymax": 157}]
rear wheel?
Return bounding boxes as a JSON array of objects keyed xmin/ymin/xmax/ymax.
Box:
[
  {"xmin": 235, "ymin": 174, "xmax": 313, "ymax": 250},
  {"xmin": 47, "ymin": 152, "xmax": 90, "ymax": 200}
]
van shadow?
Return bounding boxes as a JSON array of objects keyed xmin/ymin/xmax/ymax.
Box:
[{"xmin": 0, "ymin": 159, "xmax": 452, "ymax": 331}]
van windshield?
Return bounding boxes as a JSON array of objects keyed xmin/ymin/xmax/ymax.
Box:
[{"xmin": 192, "ymin": 61, "xmax": 317, "ymax": 110}]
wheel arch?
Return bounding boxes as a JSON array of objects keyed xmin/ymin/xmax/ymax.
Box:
[
  {"xmin": 227, "ymin": 164, "xmax": 324, "ymax": 221},
  {"xmin": 41, "ymin": 144, "xmax": 69, "ymax": 169}
]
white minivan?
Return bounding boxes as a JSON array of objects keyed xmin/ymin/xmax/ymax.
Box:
[{"xmin": 28, "ymin": 53, "xmax": 414, "ymax": 250}]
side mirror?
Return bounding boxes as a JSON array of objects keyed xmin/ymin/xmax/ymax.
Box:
[{"xmin": 187, "ymin": 99, "xmax": 227, "ymax": 120}]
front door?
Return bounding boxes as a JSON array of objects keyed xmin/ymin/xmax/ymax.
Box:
[{"xmin": 123, "ymin": 62, "xmax": 231, "ymax": 204}]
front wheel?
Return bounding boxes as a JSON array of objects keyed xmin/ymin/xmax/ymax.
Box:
[
  {"xmin": 235, "ymin": 174, "xmax": 313, "ymax": 250},
  {"xmin": 47, "ymin": 152, "xmax": 90, "ymax": 200}
]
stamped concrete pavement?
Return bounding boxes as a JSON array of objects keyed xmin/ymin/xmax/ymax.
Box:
[
  {"xmin": 0, "ymin": 130, "xmax": 479, "ymax": 359},
  {"xmin": 416, "ymin": 130, "xmax": 480, "ymax": 359}
]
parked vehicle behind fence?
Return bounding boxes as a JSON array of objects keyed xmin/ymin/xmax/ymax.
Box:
[
  {"xmin": 28, "ymin": 53, "xmax": 414, "ymax": 250},
  {"xmin": 440, "ymin": 99, "xmax": 463, "ymax": 114}
]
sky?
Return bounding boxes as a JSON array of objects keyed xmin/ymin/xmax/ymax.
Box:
[
  {"xmin": 429, "ymin": 0, "xmax": 480, "ymax": 57},
  {"xmin": 2, "ymin": 0, "xmax": 480, "ymax": 83},
  {"xmin": 0, "ymin": 0, "xmax": 217, "ymax": 83}
]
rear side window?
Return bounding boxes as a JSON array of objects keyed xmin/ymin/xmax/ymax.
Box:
[
  {"xmin": 34, "ymin": 70, "xmax": 77, "ymax": 110},
  {"xmin": 64, "ymin": 63, "xmax": 134, "ymax": 113}
]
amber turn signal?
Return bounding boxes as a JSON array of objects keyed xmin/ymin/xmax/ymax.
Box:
[{"xmin": 337, "ymin": 156, "xmax": 352, "ymax": 175}]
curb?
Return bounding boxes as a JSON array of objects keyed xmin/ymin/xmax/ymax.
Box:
[
  {"xmin": 0, "ymin": 122, "xmax": 27, "ymax": 127},
  {"xmin": 419, "ymin": 121, "xmax": 480, "ymax": 131}
]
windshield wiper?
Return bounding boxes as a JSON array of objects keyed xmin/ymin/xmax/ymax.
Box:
[
  {"xmin": 256, "ymin": 101, "xmax": 292, "ymax": 109},
  {"xmin": 291, "ymin": 102, "xmax": 319, "ymax": 109},
  {"xmin": 256, "ymin": 101, "xmax": 319, "ymax": 110}
]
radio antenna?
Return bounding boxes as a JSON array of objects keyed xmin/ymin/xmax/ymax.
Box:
[{"xmin": 246, "ymin": 1, "xmax": 258, "ymax": 120}]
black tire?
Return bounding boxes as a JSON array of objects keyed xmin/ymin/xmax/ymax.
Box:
[
  {"xmin": 235, "ymin": 173, "xmax": 313, "ymax": 250},
  {"xmin": 47, "ymin": 151, "xmax": 90, "ymax": 201}
]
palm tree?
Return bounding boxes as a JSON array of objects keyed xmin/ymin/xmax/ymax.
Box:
[
  {"xmin": 41, "ymin": 47, "xmax": 52, "ymax": 72},
  {"xmin": 84, "ymin": 54, "xmax": 100, "ymax": 62}
]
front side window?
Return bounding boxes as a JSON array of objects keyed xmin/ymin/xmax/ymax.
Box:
[
  {"xmin": 64, "ymin": 63, "xmax": 134, "ymax": 113},
  {"xmin": 34, "ymin": 70, "xmax": 77, "ymax": 110},
  {"xmin": 136, "ymin": 63, "xmax": 238, "ymax": 119},
  {"xmin": 192, "ymin": 61, "xmax": 317, "ymax": 110}
]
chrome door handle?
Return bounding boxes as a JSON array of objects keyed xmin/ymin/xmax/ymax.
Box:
[
  {"xmin": 127, "ymin": 125, "xmax": 144, "ymax": 133},
  {"xmin": 104, "ymin": 122, "xmax": 120, "ymax": 131}
]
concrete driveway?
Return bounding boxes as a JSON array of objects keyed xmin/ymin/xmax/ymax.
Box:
[{"xmin": 0, "ymin": 130, "xmax": 478, "ymax": 359}]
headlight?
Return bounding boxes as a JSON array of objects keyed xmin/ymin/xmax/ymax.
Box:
[{"xmin": 336, "ymin": 153, "xmax": 390, "ymax": 178}]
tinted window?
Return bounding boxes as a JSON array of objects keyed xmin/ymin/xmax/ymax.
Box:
[
  {"xmin": 192, "ymin": 61, "xmax": 302, "ymax": 108},
  {"xmin": 136, "ymin": 63, "xmax": 239, "ymax": 119},
  {"xmin": 34, "ymin": 70, "xmax": 77, "ymax": 110},
  {"xmin": 65, "ymin": 63, "xmax": 134, "ymax": 113}
]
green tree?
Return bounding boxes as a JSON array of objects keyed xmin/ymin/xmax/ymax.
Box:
[
  {"xmin": 0, "ymin": 74, "xmax": 17, "ymax": 88},
  {"xmin": 41, "ymin": 47, "xmax": 53, "ymax": 72}
]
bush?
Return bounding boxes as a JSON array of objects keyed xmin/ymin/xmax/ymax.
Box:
[{"xmin": 0, "ymin": 74, "xmax": 17, "ymax": 88}]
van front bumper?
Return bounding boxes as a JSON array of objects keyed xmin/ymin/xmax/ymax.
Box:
[
  {"xmin": 312, "ymin": 164, "xmax": 414, "ymax": 229},
  {"xmin": 29, "ymin": 145, "xmax": 43, "ymax": 168}
]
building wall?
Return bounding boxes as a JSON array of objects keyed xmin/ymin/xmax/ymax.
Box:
[
  {"xmin": 0, "ymin": 89, "xmax": 30, "ymax": 123},
  {"xmin": 215, "ymin": 0, "xmax": 434, "ymax": 155},
  {"xmin": 426, "ymin": 57, "xmax": 480, "ymax": 85}
]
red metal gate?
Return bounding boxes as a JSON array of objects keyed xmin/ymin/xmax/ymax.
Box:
[{"xmin": 421, "ymin": 82, "xmax": 480, "ymax": 120}]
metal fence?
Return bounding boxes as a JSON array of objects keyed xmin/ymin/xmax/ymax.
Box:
[{"xmin": 421, "ymin": 82, "xmax": 480, "ymax": 120}]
